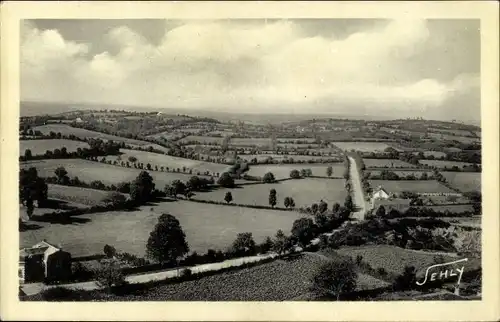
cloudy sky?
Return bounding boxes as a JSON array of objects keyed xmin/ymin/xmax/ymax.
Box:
[{"xmin": 21, "ymin": 19, "xmax": 480, "ymax": 121}]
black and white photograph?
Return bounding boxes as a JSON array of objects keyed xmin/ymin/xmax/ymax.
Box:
[{"xmin": 2, "ymin": 1, "xmax": 499, "ymax": 321}]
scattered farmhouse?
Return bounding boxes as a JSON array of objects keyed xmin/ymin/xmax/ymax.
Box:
[
  {"xmin": 19, "ymin": 240, "xmax": 72, "ymax": 284},
  {"xmin": 370, "ymin": 186, "xmax": 411, "ymax": 212}
]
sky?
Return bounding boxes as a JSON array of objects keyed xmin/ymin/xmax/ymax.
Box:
[{"xmin": 21, "ymin": 19, "xmax": 480, "ymax": 122}]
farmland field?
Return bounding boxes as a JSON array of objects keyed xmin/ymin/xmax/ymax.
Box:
[
  {"xmin": 47, "ymin": 184, "xmax": 123, "ymax": 206},
  {"xmin": 98, "ymin": 253, "xmax": 389, "ymax": 301},
  {"xmin": 419, "ymin": 160, "xmax": 477, "ymax": 168},
  {"xmin": 363, "ymin": 159, "xmax": 418, "ymax": 168},
  {"xmin": 32, "ymin": 124, "xmax": 150, "ymax": 146},
  {"xmin": 277, "ymin": 138, "xmax": 317, "ymax": 143},
  {"xmin": 21, "ymin": 200, "xmax": 305, "ymax": 257},
  {"xmin": 21, "ymin": 159, "xmax": 212, "ymax": 188},
  {"xmin": 106, "ymin": 149, "xmax": 229, "ymax": 174},
  {"xmin": 331, "ymin": 245, "xmax": 459, "ymax": 276},
  {"xmin": 229, "ymin": 138, "xmax": 272, "ymax": 147},
  {"xmin": 246, "ymin": 164, "xmax": 345, "ymax": 179},
  {"xmin": 367, "ymin": 170, "xmax": 432, "ymax": 178},
  {"xmin": 332, "ymin": 142, "xmax": 397, "ymax": 153},
  {"xmin": 442, "ymin": 172, "xmax": 481, "ymax": 192},
  {"xmin": 20, "ymin": 139, "xmax": 90, "ymax": 155},
  {"xmin": 369, "ymin": 180, "xmax": 454, "ymax": 193},
  {"xmin": 238, "ymin": 154, "xmax": 341, "ymax": 163},
  {"xmin": 412, "ymin": 151, "xmax": 447, "ymax": 158},
  {"xmin": 194, "ymin": 178, "xmax": 347, "ymax": 208},
  {"xmin": 277, "ymin": 143, "xmax": 321, "ymax": 149},
  {"xmin": 178, "ymin": 135, "xmax": 224, "ymax": 145},
  {"xmin": 427, "ymin": 132, "xmax": 480, "ymax": 144}
]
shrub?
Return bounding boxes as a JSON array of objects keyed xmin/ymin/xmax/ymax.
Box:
[
  {"xmin": 95, "ymin": 260, "xmax": 127, "ymax": 291},
  {"xmin": 311, "ymin": 259, "xmax": 358, "ymax": 300},
  {"xmin": 103, "ymin": 244, "xmax": 117, "ymax": 258}
]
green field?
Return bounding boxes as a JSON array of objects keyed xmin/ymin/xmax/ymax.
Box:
[
  {"xmin": 21, "ymin": 200, "xmax": 305, "ymax": 257},
  {"xmin": 419, "ymin": 160, "xmax": 477, "ymax": 168},
  {"xmin": 369, "ymin": 180, "xmax": 454, "ymax": 194},
  {"xmin": 229, "ymin": 138, "xmax": 272, "ymax": 147},
  {"xmin": 363, "ymin": 159, "xmax": 418, "ymax": 168},
  {"xmin": 32, "ymin": 124, "xmax": 149, "ymax": 146},
  {"xmin": 442, "ymin": 172, "xmax": 481, "ymax": 192},
  {"xmin": 21, "ymin": 159, "xmax": 212, "ymax": 189},
  {"xmin": 332, "ymin": 142, "xmax": 396, "ymax": 153},
  {"xmin": 20, "ymin": 139, "xmax": 90, "ymax": 155},
  {"xmin": 107, "ymin": 149, "xmax": 229, "ymax": 175},
  {"xmin": 178, "ymin": 135, "xmax": 224, "ymax": 144},
  {"xmin": 332, "ymin": 245, "xmax": 459, "ymax": 276},
  {"xmin": 194, "ymin": 178, "xmax": 347, "ymax": 208},
  {"xmin": 238, "ymin": 154, "xmax": 341, "ymax": 163},
  {"xmin": 246, "ymin": 164, "xmax": 345, "ymax": 179}
]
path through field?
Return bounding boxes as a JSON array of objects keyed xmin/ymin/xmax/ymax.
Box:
[{"xmin": 348, "ymin": 156, "xmax": 367, "ymax": 221}]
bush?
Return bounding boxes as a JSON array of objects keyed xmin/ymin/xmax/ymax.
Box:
[
  {"xmin": 95, "ymin": 260, "xmax": 127, "ymax": 291},
  {"xmin": 181, "ymin": 268, "xmax": 192, "ymax": 278},
  {"xmin": 311, "ymin": 259, "xmax": 358, "ymax": 300}
]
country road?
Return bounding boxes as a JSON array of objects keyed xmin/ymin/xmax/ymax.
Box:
[{"xmin": 347, "ymin": 156, "xmax": 367, "ymax": 221}]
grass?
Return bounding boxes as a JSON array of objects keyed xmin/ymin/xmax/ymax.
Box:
[
  {"xmin": 47, "ymin": 184, "xmax": 119, "ymax": 206},
  {"xmin": 332, "ymin": 142, "xmax": 396, "ymax": 153},
  {"xmin": 330, "ymin": 245, "xmax": 457, "ymax": 276},
  {"xmin": 106, "ymin": 149, "xmax": 229, "ymax": 174},
  {"xmin": 229, "ymin": 138, "xmax": 272, "ymax": 147},
  {"xmin": 20, "ymin": 200, "xmax": 305, "ymax": 257},
  {"xmin": 369, "ymin": 180, "xmax": 455, "ymax": 193},
  {"xmin": 419, "ymin": 160, "xmax": 478, "ymax": 168},
  {"xmin": 277, "ymin": 138, "xmax": 317, "ymax": 143},
  {"xmin": 238, "ymin": 153, "xmax": 340, "ymax": 162},
  {"xmin": 412, "ymin": 151, "xmax": 447, "ymax": 158},
  {"xmin": 441, "ymin": 172, "xmax": 481, "ymax": 192},
  {"xmin": 178, "ymin": 136, "xmax": 224, "ymax": 144},
  {"xmin": 246, "ymin": 164, "xmax": 345, "ymax": 179},
  {"xmin": 363, "ymin": 159, "xmax": 418, "ymax": 168},
  {"xmin": 427, "ymin": 133, "xmax": 480, "ymax": 144},
  {"xmin": 32, "ymin": 124, "xmax": 150, "ymax": 146},
  {"xmin": 20, "ymin": 139, "xmax": 90, "ymax": 155},
  {"xmin": 20, "ymin": 159, "xmax": 212, "ymax": 188},
  {"xmin": 193, "ymin": 178, "xmax": 347, "ymax": 208}
]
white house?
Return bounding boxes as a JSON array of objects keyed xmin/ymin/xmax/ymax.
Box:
[{"xmin": 372, "ymin": 186, "xmax": 390, "ymax": 200}]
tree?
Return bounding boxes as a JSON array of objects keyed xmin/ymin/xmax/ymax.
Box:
[
  {"xmin": 26, "ymin": 198, "xmax": 34, "ymax": 219},
  {"xmin": 24, "ymin": 149, "xmax": 32, "ymax": 160},
  {"xmin": 311, "ymin": 203, "xmax": 319, "ymax": 214},
  {"xmin": 376, "ymin": 205, "xmax": 386, "ymax": 217},
  {"xmin": 326, "ymin": 166, "xmax": 333, "ymax": 177},
  {"xmin": 290, "ymin": 169, "xmax": 301, "ymax": 179},
  {"xmin": 284, "ymin": 197, "xmax": 291, "ymax": 208},
  {"xmin": 231, "ymin": 232, "xmax": 256, "ymax": 256},
  {"xmin": 217, "ymin": 172, "xmax": 235, "ymax": 188},
  {"xmin": 344, "ymin": 195, "xmax": 354, "ymax": 212},
  {"xmin": 170, "ymin": 180, "xmax": 186, "ymax": 197},
  {"xmin": 103, "ymin": 192, "xmax": 127, "ymax": 207},
  {"xmin": 259, "ymin": 236, "xmax": 274, "ymax": 253},
  {"xmin": 103, "ymin": 244, "xmax": 117, "ymax": 258},
  {"xmin": 95, "ymin": 259, "xmax": 126, "ymax": 291},
  {"xmin": 332, "ymin": 202, "xmax": 340, "ymax": 213},
  {"xmin": 311, "ymin": 259, "xmax": 358, "ymax": 300},
  {"xmin": 291, "ymin": 217, "xmax": 317, "ymax": 247},
  {"xmin": 54, "ymin": 166, "xmax": 69, "ymax": 184},
  {"xmin": 289, "ymin": 198, "xmax": 295, "ymax": 208},
  {"xmin": 262, "ymin": 172, "xmax": 276, "ymax": 183},
  {"xmin": 224, "ymin": 191, "xmax": 233, "ymax": 204},
  {"xmin": 272, "ymin": 229, "xmax": 288, "ymax": 254},
  {"xmin": 318, "ymin": 200, "xmax": 328, "ymax": 214},
  {"xmin": 130, "ymin": 171, "xmax": 155, "ymax": 203},
  {"xmin": 393, "ymin": 265, "xmax": 417, "ymax": 291},
  {"xmin": 146, "ymin": 214, "xmax": 189, "ymax": 265},
  {"xmin": 128, "ymin": 156, "xmax": 137, "ymax": 163},
  {"xmin": 269, "ymin": 189, "xmax": 277, "ymax": 208}
]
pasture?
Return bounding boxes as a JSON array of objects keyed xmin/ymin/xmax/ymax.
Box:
[
  {"xmin": 332, "ymin": 245, "xmax": 457, "ymax": 276},
  {"xmin": 412, "ymin": 151, "xmax": 447, "ymax": 158},
  {"xmin": 21, "ymin": 159, "xmax": 212, "ymax": 189},
  {"xmin": 21, "ymin": 200, "xmax": 305, "ymax": 257},
  {"xmin": 20, "ymin": 139, "xmax": 90, "ymax": 155},
  {"xmin": 369, "ymin": 180, "xmax": 455, "ymax": 194},
  {"xmin": 246, "ymin": 164, "xmax": 345, "ymax": 179},
  {"xmin": 194, "ymin": 178, "xmax": 347, "ymax": 208},
  {"xmin": 442, "ymin": 172, "xmax": 481, "ymax": 192},
  {"xmin": 277, "ymin": 138, "xmax": 317, "ymax": 143},
  {"xmin": 332, "ymin": 142, "xmax": 396, "ymax": 153},
  {"xmin": 230, "ymin": 138, "xmax": 272, "ymax": 147},
  {"xmin": 47, "ymin": 184, "xmax": 120, "ymax": 206},
  {"xmin": 107, "ymin": 149, "xmax": 229, "ymax": 174},
  {"xmin": 238, "ymin": 154, "xmax": 341, "ymax": 163},
  {"xmin": 419, "ymin": 160, "xmax": 477, "ymax": 168},
  {"xmin": 32, "ymin": 124, "xmax": 150, "ymax": 146},
  {"xmin": 363, "ymin": 159, "xmax": 418, "ymax": 168},
  {"xmin": 367, "ymin": 170, "xmax": 432, "ymax": 178},
  {"xmin": 178, "ymin": 135, "xmax": 224, "ymax": 145}
]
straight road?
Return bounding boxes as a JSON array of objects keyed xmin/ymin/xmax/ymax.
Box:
[{"xmin": 347, "ymin": 156, "xmax": 367, "ymax": 221}]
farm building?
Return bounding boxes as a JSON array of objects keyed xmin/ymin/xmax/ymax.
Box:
[
  {"xmin": 19, "ymin": 240, "xmax": 72, "ymax": 284},
  {"xmin": 372, "ymin": 186, "xmax": 390, "ymax": 200}
]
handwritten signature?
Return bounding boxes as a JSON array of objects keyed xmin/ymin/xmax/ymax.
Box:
[{"xmin": 416, "ymin": 258, "xmax": 468, "ymax": 286}]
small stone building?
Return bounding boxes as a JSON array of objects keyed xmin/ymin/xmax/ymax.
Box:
[{"xmin": 19, "ymin": 240, "xmax": 72, "ymax": 284}]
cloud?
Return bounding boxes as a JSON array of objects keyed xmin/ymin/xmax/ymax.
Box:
[{"xmin": 20, "ymin": 19, "xmax": 480, "ymax": 120}]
